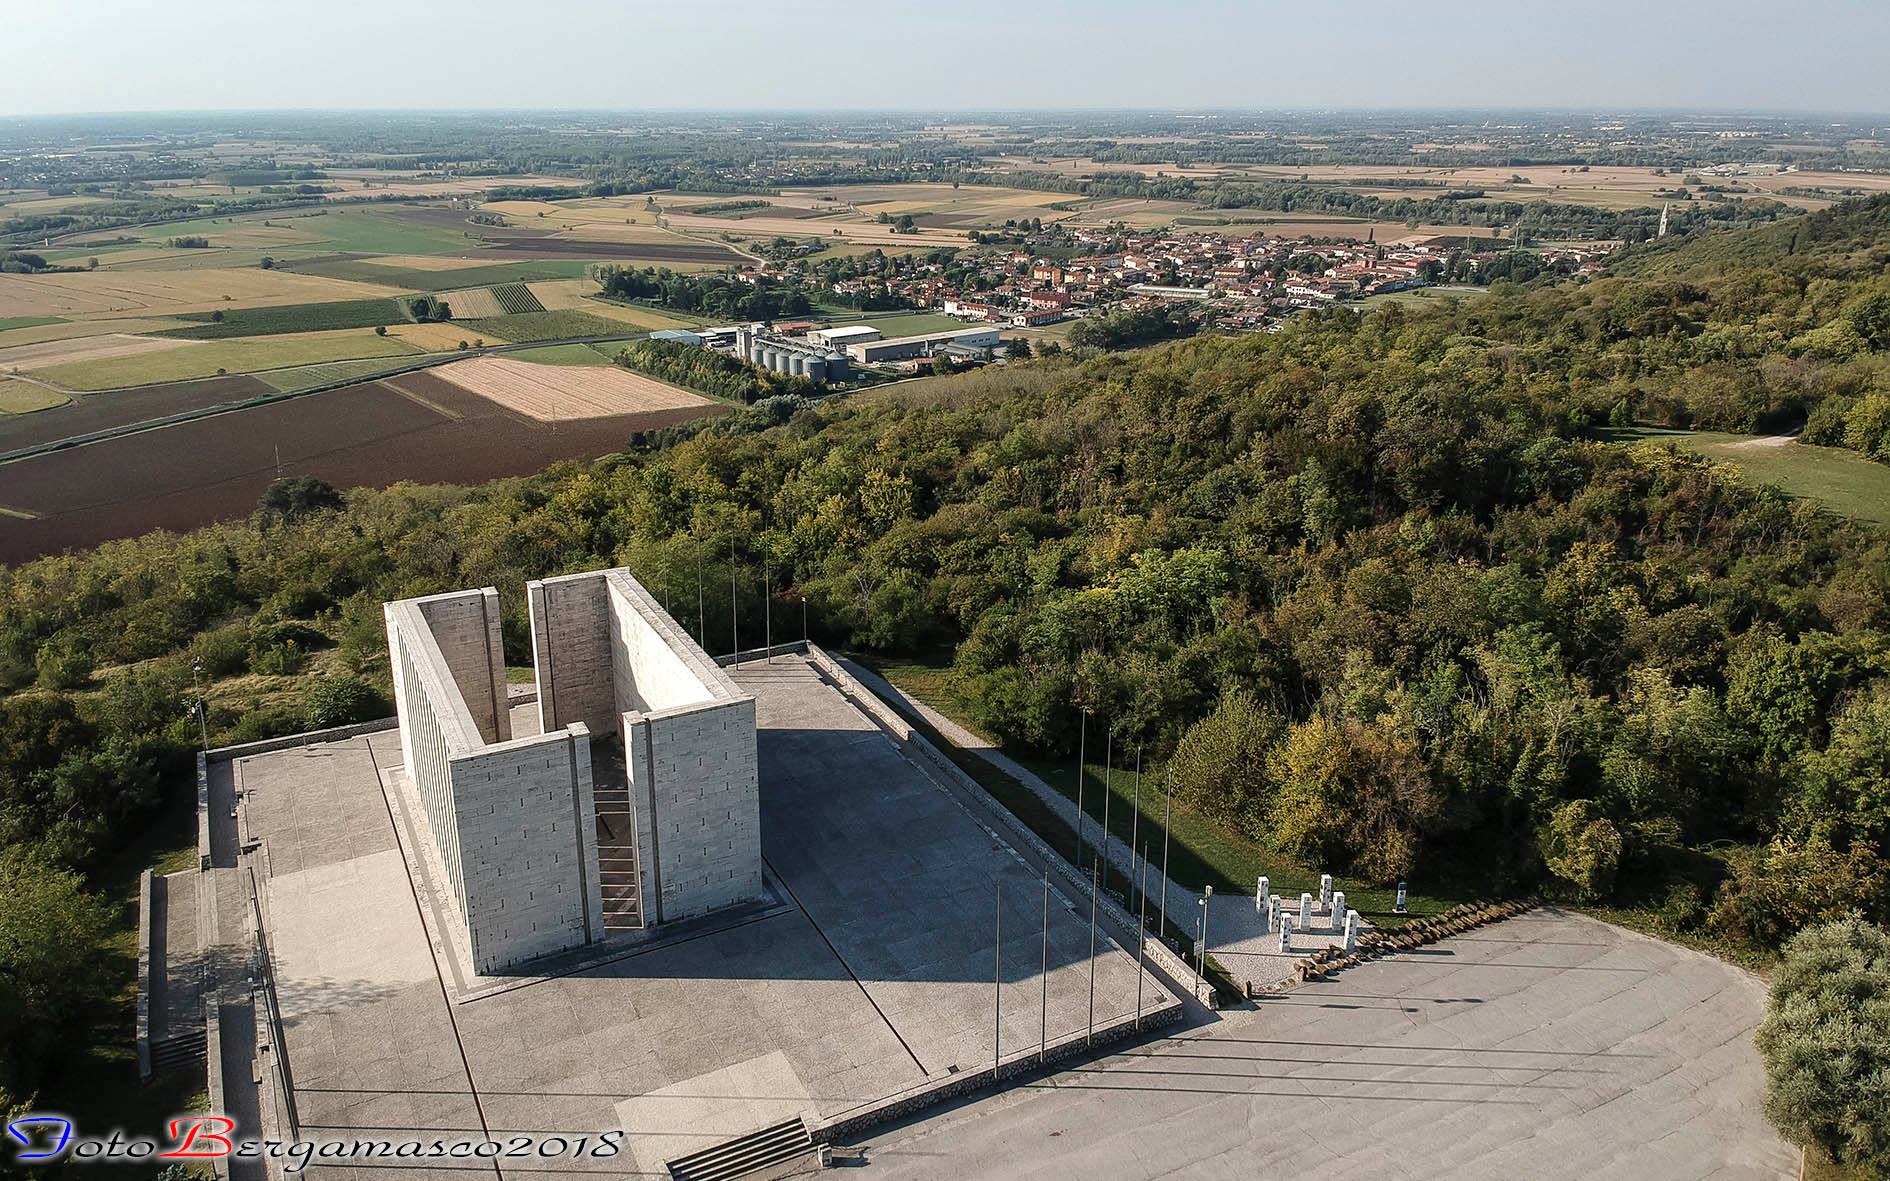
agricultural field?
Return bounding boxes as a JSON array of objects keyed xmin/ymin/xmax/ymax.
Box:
[
  {"xmin": 453, "ymin": 310, "xmax": 633, "ymax": 342},
  {"xmin": 0, "ymin": 365, "xmax": 722, "ymax": 562},
  {"xmin": 501, "ymin": 343, "xmax": 621, "ymax": 366},
  {"xmin": 385, "ymin": 322, "xmax": 505, "ymax": 351},
  {"xmin": 0, "ymin": 316, "xmax": 64, "ymax": 332},
  {"xmin": 154, "ymin": 298, "xmax": 415, "ymax": 339},
  {"xmin": 0, "ymin": 268, "xmax": 405, "ymax": 319},
  {"xmin": 0, "ymin": 332, "xmax": 198, "ymax": 371},
  {"xmin": 290, "ymin": 257, "xmax": 596, "ymax": 291},
  {"xmin": 429, "ymin": 356, "xmax": 708, "ymax": 420},
  {"xmin": 0, "ymin": 375, "xmax": 272, "ymax": 455},
  {"xmin": 28, "ymin": 328, "xmax": 421, "ymax": 391},
  {"xmin": 0, "ymin": 379, "xmax": 68, "ymax": 415}
]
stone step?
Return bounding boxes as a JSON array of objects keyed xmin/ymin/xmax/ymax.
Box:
[{"xmin": 666, "ymin": 1118, "xmax": 815, "ymax": 1181}]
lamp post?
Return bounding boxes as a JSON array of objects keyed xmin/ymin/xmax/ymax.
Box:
[
  {"xmin": 1197, "ymin": 885, "xmax": 1214, "ymax": 985},
  {"xmin": 191, "ymin": 659, "xmax": 208, "ymax": 751}
]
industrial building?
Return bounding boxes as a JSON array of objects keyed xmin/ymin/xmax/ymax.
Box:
[
  {"xmin": 734, "ymin": 325, "xmax": 850, "ymax": 383},
  {"xmin": 807, "ymin": 324, "xmax": 882, "ymax": 348},
  {"xmin": 383, "ymin": 567, "xmax": 760, "ymax": 974},
  {"xmin": 844, "ymin": 325, "xmax": 1002, "ymax": 364}
]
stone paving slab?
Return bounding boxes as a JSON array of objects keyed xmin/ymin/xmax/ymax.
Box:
[
  {"xmin": 225, "ymin": 652, "xmax": 1172, "ymax": 1175},
  {"xmin": 850, "ymin": 909, "xmax": 1797, "ymax": 1181}
]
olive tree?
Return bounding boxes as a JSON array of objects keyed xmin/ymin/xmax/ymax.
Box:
[{"xmin": 1754, "ymin": 915, "xmax": 1890, "ymax": 1173}]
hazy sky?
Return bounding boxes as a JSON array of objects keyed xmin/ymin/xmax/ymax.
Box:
[{"xmin": 4, "ymin": 0, "xmax": 1888, "ymax": 117}]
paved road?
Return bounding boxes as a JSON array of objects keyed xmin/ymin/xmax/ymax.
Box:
[{"xmin": 844, "ymin": 908, "xmax": 1795, "ymax": 1180}]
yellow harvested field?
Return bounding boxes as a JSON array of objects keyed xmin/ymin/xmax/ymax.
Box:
[
  {"xmin": 386, "ymin": 322, "xmax": 507, "ymax": 351},
  {"xmin": 431, "ymin": 356, "xmax": 710, "ymax": 421},
  {"xmin": 0, "ymin": 379, "xmax": 70, "ymax": 414},
  {"xmin": 525, "ymin": 279, "xmax": 603, "ymax": 309},
  {"xmin": 528, "ymin": 282, "xmax": 699, "ymax": 330},
  {"xmin": 33, "ymin": 328, "xmax": 421, "ymax": 391},
  {"xmin": 368, "ymin": 254, "xmax": 498, "ymax": 272},
  {"xmin": 0, "ymin": 332, "xmax": 199, "ymax": 372},
  {"xmin": 0, "ymin": 317, "xmax": 196, "ymax": 347},
  {"xmin": 441, "ymin": 286, "xmax": 507, "ymax": 318},
  {"xmin": 0, "ymin": 268, "xmax": 405, "ymax": 319}
]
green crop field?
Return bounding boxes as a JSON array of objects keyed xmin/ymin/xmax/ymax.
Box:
[
  {"xmin": 0, "ymin": 316, "xmax": 66, "ymax": 332},
  {"xmin": 291, "ymin": 257, "xmax": 595, "ymax": 291},
  {"xmin": 456, "ymin": 310, "xmax": 631, "ymax": 343},
  {"xmin": 35, "ymin": 330, "xmax": 423, "ymax": 391},
  {"xmin": 257, "ymin": 356, "xmax": 434, "ymax": 393},
  {"xmin": 501, "ymin": 343, "xmax": 620, "ymax": 366},
  {"xmin": 1608, "ymin": 427, "xmax": 1890, "ymax": 524},
  {"xmin": 157, "ymin": 298, "xmax": 413, "ymax": 339}
]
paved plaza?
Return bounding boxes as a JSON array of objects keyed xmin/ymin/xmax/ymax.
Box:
[
  {"xmin": 848, "ymin": 908, "xmax": 1797, "ymax": 1180},
  {"xmin": 219, "ymin": 653, "xmax": 1172, "ymax": 1177}
]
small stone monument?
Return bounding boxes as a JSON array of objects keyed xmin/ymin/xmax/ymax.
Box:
[
  {"xmin": 1394, "ymin": 880, "xmax": 1408, "ymax": 914},
  {"xmin": 1298, "ymin": 892, "xmax": 1313, "ymax": 928},
  {"xmin": 1278, "ymin": 914, "xmax": 1294, "ymax": 952},
  {"xmin": 1330, "ymin": 891, "xmax": 1346, "ymax": 930},
  {"xmin": 1318, "ymin": 873, "xmax": 1333, "ymax": 910},
  {"xmin": 1343, "ymin": 910, "xmax": 1361, "ymax": 952},
  {"xmin": 1255, "ymin": 875, "xmax": 1270, "ymax": 912},
  {"xmin": 1267, "ymin": 894, "xmax": 1281, "ymax": 935}
]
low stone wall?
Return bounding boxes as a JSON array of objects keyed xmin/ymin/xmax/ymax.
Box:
[
  {"xmin": 1285, "ymin": 898, "xmax": 1541, "ymax": 987},
  {"xmin": 206, "ymin": 717, "xmax": 399, "ymax": 763},
  {"xmin": 814, "ymin": 996, "xmax": 1184, "ymax": 1144}
]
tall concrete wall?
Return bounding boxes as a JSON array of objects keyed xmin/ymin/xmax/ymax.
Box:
[
  {"xmin": 626, "ymin": 696, "xmax": 761, "ymax": 924},
  {"xmin": 451, "ymin": 731, "xmax": 602, "ymax": 972},
  {"xmin": 387, "ymin": 590, "xmax": 602, "ymax": 975},
  {"xmin": 413, "ymin": 589, "xmax": 509, "ymax": 745},
  {"xmin": 529, "ymin": 575, "xmax": 617, "ymax": 738},
  {"xmin": 532, "ymin": 567, "xmax": 761, "ymax": 925}
]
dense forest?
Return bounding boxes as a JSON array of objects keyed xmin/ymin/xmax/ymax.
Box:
[{"xmin": 6, "ymin": 197, "xmax": 1890, "ymax": 1115}]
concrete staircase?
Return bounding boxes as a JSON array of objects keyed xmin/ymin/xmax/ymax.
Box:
[
  {"xmin": 665, "ymin": 1119, "xmax": 817, "ymax": 1181},
  {"xmin": 592, "ymin": 782, "xmax": 643, "ymax": 931}
]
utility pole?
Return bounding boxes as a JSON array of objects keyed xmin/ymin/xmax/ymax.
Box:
[
  {"xmin": 730, "ymin": 536, "xmax": 739, "ymax": 668},
  {"xmin": 1129, "ymin": 748, "xmax": 1142, "ymax": 918},
  {"xmin": 764, "ymin": 568, "xmax": 772, "ymax": 664},
  {"xmin": 1136, "ymin": 841, "xmax": 1149, "ymax": 1028},
  {"xmin": 1100, "ymin": 722, "xmax": 1112, "ymax": 881},
  {"xmin": 1086, "ymin": 863, "xmax": 1098, "ymax": 1046},
  {"xmin": 993, "ymin": 882, "xmax": 1002, "ymax": 1077},
  {"xmin": 1039, "ymin": 873, "xmax": 1049, "ymax": 1065},
  {"xmin": 1159, "ymin": 770, "xmax": 1173, "ymax": 941},
  {"xmin": 1074, "ymin": 708, "xmax": 1088, "ymax": 870}
]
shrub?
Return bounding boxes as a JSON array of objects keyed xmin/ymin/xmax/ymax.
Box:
[
  {"xmin": 34, "ymin": 634, "xmax": 94, "ymax": 691},
  {"xmin": 1710, "ymin": 838, "xmax": 1890, "ymax": 948},
  {"xmin": 1539, "ymin": 799, "xmax": 1625, "ymax": 901},
  {"xmin": 1168, "ymin": 687, "xmax": 1284, "ymax": 837},
  {"xmin": 302, "ymin": 676, "xmax": 388, "ymax": 730},
  {"xmin": 1755, "ymin": 916, "xmax": 1890, "ymax": 1173},
  {"xmin": 190, "ymin": 624, "xmax": 250, "ymax": 678}
]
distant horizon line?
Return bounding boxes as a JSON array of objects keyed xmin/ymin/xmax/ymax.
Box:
[{"xmin": 5, "ymin": 104, "xmax": 1890, "ymax": 123}]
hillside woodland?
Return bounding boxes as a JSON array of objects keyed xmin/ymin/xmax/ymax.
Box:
[{"xmin": 6, "ymin": 198, "xmax": 1890, "ymax": 1110}]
